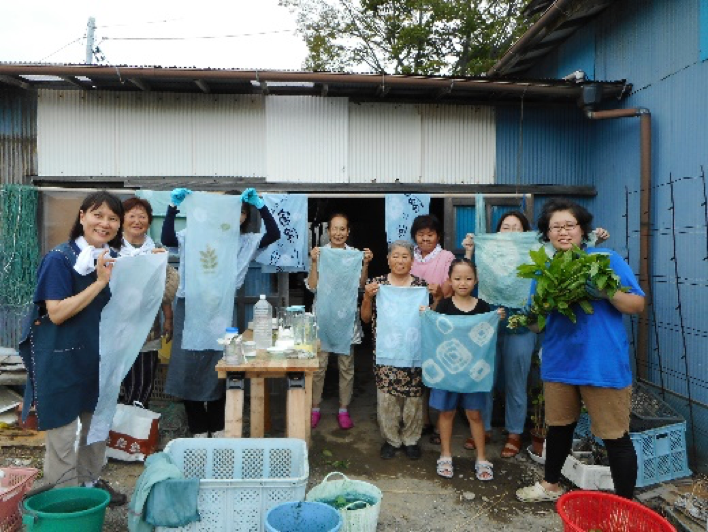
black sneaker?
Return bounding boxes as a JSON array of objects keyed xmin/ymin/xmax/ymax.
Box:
[
  {"xmin": 404, "ymin": 443, "xmax": 422, "ymax": 460},
  {"xmin": 380, "ymin": 442, "xmax": 400, "ymax": 460},
  {"xmin": 94, "ymin": 478, "xmax": 128, "ymax": 507}
]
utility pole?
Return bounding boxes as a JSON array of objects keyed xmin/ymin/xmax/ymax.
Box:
[{"xmin": 86, "ymin": 17, "xmax": 96, "ymax": 64}]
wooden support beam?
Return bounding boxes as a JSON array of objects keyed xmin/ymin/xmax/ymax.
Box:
[
  {"xmin": 0, "ymin": 75, "xmax": 31, "ymax": 90},
  {"xmin": 128, "ymin": 77, "xmax": 150, "ymax": 92},
  {"xmin": 195, "ymin": 79, "xmax": 210, "ymax": 94}
]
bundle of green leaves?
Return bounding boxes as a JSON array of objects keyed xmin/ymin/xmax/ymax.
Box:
[{"xmin": 507, "ymin": 245, "xmax": 628, "ymax": 331}]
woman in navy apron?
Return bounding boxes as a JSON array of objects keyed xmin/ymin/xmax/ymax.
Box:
[{"xmin": 19, "ymin": 191, "xmax": 127, "ymax": 506}]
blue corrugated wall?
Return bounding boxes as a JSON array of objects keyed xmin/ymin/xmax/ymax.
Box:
[{"xmin": 499, "ymin": 0, "xmax": 708, "ymax": 471}]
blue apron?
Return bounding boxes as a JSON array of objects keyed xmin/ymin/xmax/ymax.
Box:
[{"xmin": 19, "ymin": 242, "xmax": 113, "ymax": 431}]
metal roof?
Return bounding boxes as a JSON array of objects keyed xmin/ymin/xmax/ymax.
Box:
[
  {"xmin": 0, "ymin": 63, "xmax": 628, "ymax": 105},
  {"xmin": 489, "ymin": 0, "xmax": 615, "ymax": 77}
]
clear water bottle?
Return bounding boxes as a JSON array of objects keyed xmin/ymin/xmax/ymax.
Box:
[{"xmin": 253, "ymin": 295, "xmax": 273, "ymax": 350}]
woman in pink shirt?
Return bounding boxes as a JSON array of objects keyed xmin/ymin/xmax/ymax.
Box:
[{"xmin": 409, "ymin": 214, "xmax": 455, "ymax": 434}]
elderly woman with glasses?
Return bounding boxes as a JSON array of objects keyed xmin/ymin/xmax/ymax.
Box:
[
  {"xmin": 515, "ymin": 199, "xmax": 644, "ymax": 503},
  {"xmin": 361, "ymin": 240, "xmax": 439, "ymax": 461}
]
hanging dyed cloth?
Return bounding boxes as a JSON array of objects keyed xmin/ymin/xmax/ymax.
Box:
[
  {"xmin": 474, "ymin": 232, "xmax": 542, "ymax": 308},
  {"xmin": 182, "ymin": 193, "xmax": 241, "ymax": 351},
  {"xmin": 88, "ymin": 252, "xmax": 168, "ymax": 444},
  {"xmin": 385, "ymin": 194, "xmax": 430, "ymax": 244},
  {"xmin": 316, "ymin": 247, "xmax": 363, "ymax": 355},
  {"xmin": 256, "ymin": 194, "xmax": 309, "ymax": 272},
  {"xmin": 235, "ymin": 232, "xmax": 263, "ymax": 290},
  {"xmin": 421, "ymin": 309, "xmax": 500, "ymax": 393},
  {"xmin": 475, "ymin": 194, "xmax": 487, "ymax": 235},
  {"xmin": 375, "ymin": 285, "xmax": 428, "ymax": 367},
  {"xmin": 135, "ymin": 190, "xmax": 185, "ymax": 218}
]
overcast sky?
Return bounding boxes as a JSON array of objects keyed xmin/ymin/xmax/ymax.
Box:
[{"xmin": 0, "ymin": 0, "xmax": 309, "ymax": 70}]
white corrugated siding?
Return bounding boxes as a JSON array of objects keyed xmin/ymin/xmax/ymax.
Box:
[
  {"xmin": 348, "ymin": 102, "xmax": 421, "ymax": 183},
  {"xmin": 420, "ymin": 104, "xmax": 495, "ymax": 184},
  {"xmin": 265, "ymin": 96, "xmax": 348, "ymax": 183},
  {"xmin": 38, "ymin": 90, "xmax": 266, "ymax": 177}
]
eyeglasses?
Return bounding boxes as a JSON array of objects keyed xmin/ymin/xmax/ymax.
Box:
[{"xmin": 549, "ymin": 222, "xmax": 579, "ymax": 233}]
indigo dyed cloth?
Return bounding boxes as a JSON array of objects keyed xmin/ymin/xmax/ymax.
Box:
[
  {"xmin": 421, "ymin": 309, "xmax": 500, "ymax": 393},
  {"xmin": 375, "ymin": 285, "xmax": 429, "ymax": 368},
  {"xmin": 88, "ymin": 253, "xmax": 167, "ymax": 444},
  {"xmin": 135, "ymin": 190, "xmax": 184, "ymax": 218},
  {"xmin": 385, "ymin": 194, "xmax": 430, "ymax": 244},
  {"xmin": 316, "ymin": 247, "xmax": 363, "ymax": 355},
  {"xmin": 256, "ymin": 194, "xmax": 309, "ymax": 272},
  {"xmin": 475, "ymin": 194, "xmax": 487, "ymax": 234},
  {"xmin": 182, "ymin": 193, "xmax": 241, "ymax": 351},
  {"xmin": 145, "ymin": 478, "xmax": 200, "ymax": 527},
  {"xmin": 474, "ymin": 232, "xmax": 542, "ymax": 308},
  {"xmin": 235, "ymin": 232, "xmax": 263, "ymax": 290}
]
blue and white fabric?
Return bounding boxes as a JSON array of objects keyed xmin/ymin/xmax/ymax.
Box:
[
  {"xmin": 135, "ymin": 190, "xmax": 186, "ymax": 218},
  {"xmin": 475, "ymin": 194, "xmax": 487, "ymax": 234},
  {"xmin": 88, "ymin": 252, "xmax": 168, "ymax": 444},
  {"xmin": 256, "ymin": 194, "xmax": 309, "ymax": 272},
  {"xmin": 375, "ymin": 285, "xmax": 429, "ymax": 367},
  {"xmin": 316, "ymin": 247, "xmax": 363, "ymax": 355},
  {"xmin": 474, "ymin": 232, "xmax": 542, "ymax": 308},
  {"xmin": 235, "ymin": 232, "xmax": 264, "ymax": 291},
  {"xmin": 385, "ymin": 194, "xmax": 430, "ymax": 244},
  {"xmin": 421, "ymin": 309, "xmax": 500, "ymax": 393},
  {"xmin": 182, "ymin": 193, "xmax": 241, "ymax": 351}
]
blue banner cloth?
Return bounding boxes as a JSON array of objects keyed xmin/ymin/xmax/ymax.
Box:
[
  {"xmin": 385, "ymin": 194, "xmax": 430, "ymax": 244},
  {"xmin": 256, "ymin": 194, "xmax": 309, "ymax": 272},
  {"xmin": 182, "ymin": 193, "xmax": 242, "ymax": 351},
  {"xmin": 316, "ymin": 247, "xmax": 363, "ymax": 355},
  {"xmin": 135, "ymin": 190, "xmax": 186, "ymax": 218},
  {"xmin": 88, "ymin": 253, "xmax": 168, "ymax": 444},
  {"xmin": 474, "ymin": 232, "xmax": 542, "ymax": 308},
  {"xmin": 421, "ymin": 309, "xmax": 500, "ymax": 393},
  {"xmin": 375, "ymin": 285, "xmax": 429, "ymax": 367}
]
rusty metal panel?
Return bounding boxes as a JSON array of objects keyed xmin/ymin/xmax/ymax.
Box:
[
  {"xmin": 420, "ymin": 104, "xmax": 495, "ymax": 184},
  {"xmin": 348, "ymin": 102, "xmax": 421, "ymax": 183},
  {"xmin": 38, "ymin": 90, "xmax": 266, "ymax": 178},
  {"xmin": 265, "ymin": 96, "xmax": 348, "ymax": 183},
  {"xmin": 0, "ymin": 89, "xmax": 37, "ymax": 185}
]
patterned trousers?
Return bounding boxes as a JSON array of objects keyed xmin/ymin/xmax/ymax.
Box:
[{"xmin": 376, "ymin": 389, "xmax": 423, "ymax": 447}]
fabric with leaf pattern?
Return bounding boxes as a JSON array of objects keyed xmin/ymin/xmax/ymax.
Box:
[
  {"xmin": 316, "ymin": 247, "xmax": 363, "ymax": 355},
  {"xmin": 385, "ymin": 194, "xmax": 430, "ymax": 244},
  {"xmin": 181, "ymin": 193, "xmax": 241, "ymax": 351}
]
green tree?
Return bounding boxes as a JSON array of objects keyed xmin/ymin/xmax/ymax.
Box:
[{"xmin": 280, "ymin": 0, "xmax": 533, "ymax": 75}]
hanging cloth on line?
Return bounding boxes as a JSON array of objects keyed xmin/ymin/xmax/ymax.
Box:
[
  {"xmin": 316, "ymin": 247, "xmax": 363, "ymax": 355},
  {"xmin": 182, "ymin": 193, "xmax": 242, "ymax": 351},
  {"xmin": 256, "ymin": 194, "xmax": 309, "ymax": 272},
  {"xmin": 421, "ymin": 309, "xmax": 500, "ymax": 393},
  {"xmin": 375, "ymin": 285, "xmax": 429, "ymax": 368},
  {"xmin": 385, "ymin": 194, "xmax": 430, "ymax": 244},
  {"xmin": 88, "ymin": 252, "xmax": 168, "ymax": 444}
]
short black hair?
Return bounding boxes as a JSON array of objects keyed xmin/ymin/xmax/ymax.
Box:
[
  {"xmin": 410, "ymin": 214, "xmax": 442, "ymax": 241},
  {"xmin": 69, "ymin": 191, "xmax": 124, "ymax": 248},
  {"xmin": 448, "ymin": 257, "xmax": 477, "ymax": 278},
  {"xmin": 122, "ymin": 197, "xmax": 154, "ymax": 225},
  {"xmin": 328, "ymin": 212, "xmax": 350, "ymax": 227},
  {"xmin": 495, "ymin": 210, "xmax": 531, "ymax": 232},
  {"xmin": 536, "ymin": 198, "xmax": 593, "ymax": 242}
]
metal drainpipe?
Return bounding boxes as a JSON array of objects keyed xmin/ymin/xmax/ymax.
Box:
[{"xmin": 585, "ymin": 107, "xmax": 652, "ymax": 380}]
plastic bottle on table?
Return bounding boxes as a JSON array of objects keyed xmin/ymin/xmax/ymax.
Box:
[{"xmin": 253, "ymin": 295, "xmax": 273, "ymax": 350}]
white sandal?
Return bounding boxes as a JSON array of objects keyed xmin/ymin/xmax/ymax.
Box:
[
  {"xmin": 474, "ymin": 460, "xmax": 494, "ymax": 481},
  {"xmin": 436, "ymin": 458, "xmax": 454, "ymax": 479},
  {"xmin": 515, "ymin": 482, "xmax": 564, "ymax": 503}
]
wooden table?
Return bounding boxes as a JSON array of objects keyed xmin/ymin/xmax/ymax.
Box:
[{"xmin": 215, "ymin": 335, "xmax": 318, "ymax": 446}]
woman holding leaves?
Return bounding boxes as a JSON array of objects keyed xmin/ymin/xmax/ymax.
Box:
[
  {"xmin": 515, "ymin": 199, "xmax": 644, "ymax": 503},
  {"xmin": 161, "ymin": 187, "xmax": 280, "ymax": 438}
]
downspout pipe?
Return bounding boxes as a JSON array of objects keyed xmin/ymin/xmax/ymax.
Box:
[{"xmin": 585, "ymin": 107, "xmax": 652, "ymax": 380}]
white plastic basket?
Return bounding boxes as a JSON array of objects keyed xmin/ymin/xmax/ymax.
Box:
[
  {"xmin": 306, "ymin": 472, "xmax": 382, "ymax": 532},
  {"xmin": 156, "ymin": 438, "xmax": 308, "ymax": 532}
]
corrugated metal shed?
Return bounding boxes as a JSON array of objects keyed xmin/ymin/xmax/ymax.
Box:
[{"xmin": 0, "ymin": 89, "xmax": 36, "ymax": 185}]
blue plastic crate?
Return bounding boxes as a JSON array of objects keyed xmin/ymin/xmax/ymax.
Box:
[
  {"xmin": 157, "ymin": 438, "xmax": 309, "ymax": 532},
  {"xmin": 574, "ymin": 413, "xmax": 691, "ymax": 488}
]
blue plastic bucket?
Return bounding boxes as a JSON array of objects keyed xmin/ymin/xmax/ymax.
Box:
[
  {"xmin": 22, "ymin": 487, "xmax": 110, "ymax": 532},
  {"xmin": 265, "ymin": 501, "xmax": 342, "ymax": 532}
]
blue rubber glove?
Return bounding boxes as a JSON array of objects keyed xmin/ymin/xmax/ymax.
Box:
[
  {"xmin": 240, "ymin": 188, "xmax": 265, "ymax": 209},
  {"xmin": 170, "ymin": 188, "xmax": 192, "ymax": 207},
  {"xmin": 585, "ymin": 280, "xmax": 608, "ymax": 300}
]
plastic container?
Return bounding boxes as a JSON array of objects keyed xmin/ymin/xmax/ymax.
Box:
[
  {"xmin": 265, "ymin": 501, "xmax": 342, "ymax": 532},
  {"xmin": 556, "ymin": 491, "xmax": 676, "ymax": 532},
  {"xmin": 242, "ymin": 340, "xmax": 257, "ymax": 358},
  {"xmin": 156, "ymin": 438, "xmax": 309, "ymax": 532},
  {"xmin": 561, "ymin": 441, "xmax": 615, "ymax": 491},
  {"xmin": 254, "ymin": 295, "xmax": 273, "ymax": 350},
  {"xmin": 223, "ymin": 327, "xmax": 243, "ymax": 364},
  {"xmin": 22, "ymin": 487, "xmax": 110, "ymax": 532},
  {"xmin": 0, "ymin": 467, "xmax": 39, "ymax": 532},
  {"xmin": 306, "ymin": 472, "xmax": 382, "ymax": 532}
]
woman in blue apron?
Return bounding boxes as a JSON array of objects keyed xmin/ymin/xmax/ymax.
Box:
[
  {"xmin": 161, "ymin": 188, "xmax": 280, "ymax": 437},
  {"xmin": 19, "ymin": 190, "xmax": 127, "ymax": 505}
]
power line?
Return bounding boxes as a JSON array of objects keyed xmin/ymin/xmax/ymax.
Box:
[
  {"xmin": 40, "ymin": 37, "xmax": 84, "ymax": 62},
  {"xmin": 97, "ymin": 18, "xmax": 184, "ymax": 29},
  {"xmin": 102, "ymin": 29, "xmax": 294, "ymax": 41}
]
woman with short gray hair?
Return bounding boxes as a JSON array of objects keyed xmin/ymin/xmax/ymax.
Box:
[{"xmin": 361, "ymin": 240, "xmax": 439, "ymax": 460}]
